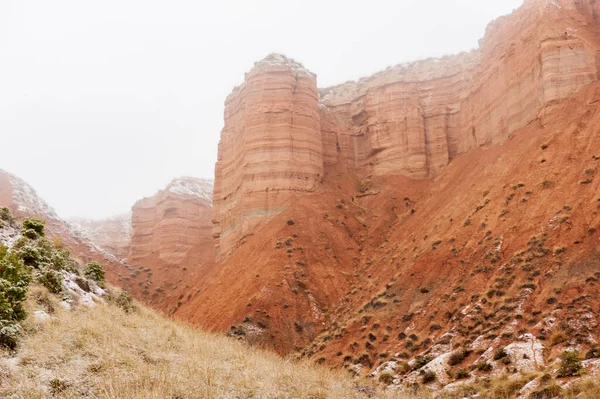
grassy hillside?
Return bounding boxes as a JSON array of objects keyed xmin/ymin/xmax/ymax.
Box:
[{"xmin": 1, "ymin": 288, "xmax": 421, "ymax": 399}]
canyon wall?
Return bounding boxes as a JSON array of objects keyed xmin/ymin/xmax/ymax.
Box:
[
  {"xmin": 68, "ymin": 214, "xmax": 131, "ymax": 260},
  {"xmin": 319, "ymin": 0, "xmax": 599, "ymax": 175},
  {"xmin": 128, "ymin": 177, "xmax": 213, "ymax": 266},
  {"xmin": 213, "ymin": 54, "xmax": 323, "ymax": 258},
  {"xmin": 214, "ymin": 0, "xmax": 600, "ymax": 257}
]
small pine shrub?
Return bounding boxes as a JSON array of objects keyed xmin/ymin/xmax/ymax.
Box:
[
  {"xmin": 22, "ymin": 229, "xmax": 39, "ymax": 240},
  {"xmin": 13, "ymin": 230, "xmax": 72, "ymax": 272},
  {"xmin": 0, "ymin": 207, "xmax": 14, "ymax": 222},
  {"xmin": 21, "ymin": 218, "xmax": 45, "ymax": 237},
  {"xmin": 477, "ymin": 361, "xmax": 493, "ymax": 372},
  {"xmin": 0, "ymin": 244, "xmax": 31, "ymax": 348},
  {"xmin": 0, "ymin": 321, "xmax": 20, "ymax": 349},
  {"xmin": 557, "ymin": 351, "xmax": 584, "ymax": 378},
  {"xmin": 83, "ymin": 261, "xmax": 106, "ymax": 287},
  {"xmin": 108, "ymin": 290, "xmax": 136, "ymax": 313},
  {"xmin": 0, "ymin": 246, "xmax": 30, "ymax": 321},
  {"xmin": 413, "ymin": 355, "xmax": 433, "ymax": 370},
  {"xmin": 36, "ymin": 268, "xmax": 63, "ymax": 294}
]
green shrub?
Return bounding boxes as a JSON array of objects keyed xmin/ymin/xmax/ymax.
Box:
[
  {"xmin": 36, "ymin": 268, "xmax": 63, "ymax": 294},
  {"xmin": 83, "ymin": 261, "xmax": 105, "ymax": 287},
  {"xmin": 413, "ymin": 355, "xmax": 433, "ymax": 370},
  {"xmin": 557, "ymin": 351, "xmax": 584, "ymax": 378},
  {"xmin": 13, "ymin": 233, "xmax": 72, "ymax": 272},
  {"xmin": 21, "ymin": 218, "xmax": 45, "ymax": 237},
  {"xmin": 0, "ymin": 321, "xmax": 20, "ymax": 349},
  {"xmin": 477, "ymin": 361, "xmax": 493, "ymax": 372},
  {"xmin": 0, "ymin": 244, "xmax": 31, "ymax": 349},
  {"xmin": 0, "ymin": 244, "xmax": 30, "ymax": 322},
  {"xmin": 22, "ymin": 229, "xmax": 39, "ymax": 240},
  {"xmin": 108, "ymin": 290, "xmax": 136, "ymax": 313},
  {"xmin": 0, "ymin": 207, "xmax": 14, "ymax": 223}
]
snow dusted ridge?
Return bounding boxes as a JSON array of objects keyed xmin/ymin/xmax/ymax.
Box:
[
  {"xmin": 68, "ymin": 212, "xmax": 132, "ymax": 240},
  {"xmin": 254, "ymin": 53, "xmax": 314, "ymax": 77},
  {"xmin": 166, "ymin": 177, "xmax": 213, "ymax": 204},
  {"xmin": 2, "ymin": 169, "xmax": 60, "ymax": 221}
]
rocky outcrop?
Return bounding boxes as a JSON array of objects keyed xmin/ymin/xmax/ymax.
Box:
[
  {"xmin": 128, "ymin": 177, "xmax": 213, "ymax": 266},
  {"xmin": 68, "ymin": 214, "xmax": 132, "ymax": 260},
  {"xmin": 213, "ymin": 54, "xmax": 323, "ymax": 258},
  {"xmin": 213, "ymin": 0, "xmax": 599, "ymax": 257}
]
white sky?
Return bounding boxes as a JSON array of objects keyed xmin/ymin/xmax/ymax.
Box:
[{"xmin": 0, "ymin": 0, "xmax": 523, "ymax": 219}]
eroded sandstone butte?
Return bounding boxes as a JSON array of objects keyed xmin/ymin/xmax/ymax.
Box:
[
  {"xmin": 213, "ymin": 54, "xmax": 323, "ymax": 258},
  {"xmin": 69, "ymin": 213, "xmax": 131, "ymax": 260},
  {"xmin": 119, "ymin": 177, "xmax": 215, "ymax": 313},
  {"xmin": 214, "ymin": 0, "xmax": 600, "ymax": 257},
  {"xmin": 128, "ymin": 177, "xmax": 213, "ymax": 266}
]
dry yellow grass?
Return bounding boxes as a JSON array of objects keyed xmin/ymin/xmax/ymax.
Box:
[{"xmin": 0, "ymin": 286, "xmax": 424, "ymax": 399}]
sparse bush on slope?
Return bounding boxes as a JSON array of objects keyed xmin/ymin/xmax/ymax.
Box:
[
  {"xmin": 83, "ymin": 261, "xmax": 106, "ymax": 288},
  {"xmin": 0, "ymin": 207, "xmax": 14, "ymax": 226}
]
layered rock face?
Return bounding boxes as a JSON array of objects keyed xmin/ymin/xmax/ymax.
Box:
[
  {"xmin": 213, "ymin": 54, "xmax": 323, "ymax": 257},
  {"xmin": 213, "ymin": 0, "xmax": 600, "ymax": 257},
  {"xmin": 319, "ymin": 0, "xmax": 599, "ymax": 176},
  {"xmin": 128, "ymin": 177, "xmax": 213, "ymax": 266},
  {"xmin": 68, "ymin": 214, "xmax": 132, "ymax": 260}
]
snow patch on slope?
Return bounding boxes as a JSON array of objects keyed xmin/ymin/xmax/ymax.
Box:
[{"xmin": 0, "ymin": 223, "xmax": 19, "ymax": 249}]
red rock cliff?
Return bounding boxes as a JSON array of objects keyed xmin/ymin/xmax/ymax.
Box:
[
  {"xmin": 319, "ymin": 0, "xmax": 599, "ymax": 176},
  {"xmin": 213, "ymin": 54, "xmax": 323, "ymax": 258},
  {"xmin": 128, "ymin": 177, "xmax": 213, "ymax": 266},
  {"xmin": 214, "ymin": 0, "xmax": 599, "ymax": 257}
]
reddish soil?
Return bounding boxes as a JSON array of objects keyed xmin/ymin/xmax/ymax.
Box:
[{"xmin": 173, "ymin": 81, "xmax": 600, "ymax": 367}]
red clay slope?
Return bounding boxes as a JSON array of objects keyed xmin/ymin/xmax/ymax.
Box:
[
  {"xmin": 176, "ymin": 0, "xmax": 600, "ymax": 361},
  {"xmin": 179, "ymin": 76, "xmax": 600, "ymax": 374}
]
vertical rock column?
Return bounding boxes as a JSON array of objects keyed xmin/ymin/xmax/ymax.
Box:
[{"xmin": 213, "ymin": 54, "xmax": 323, "ymax": 258}]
